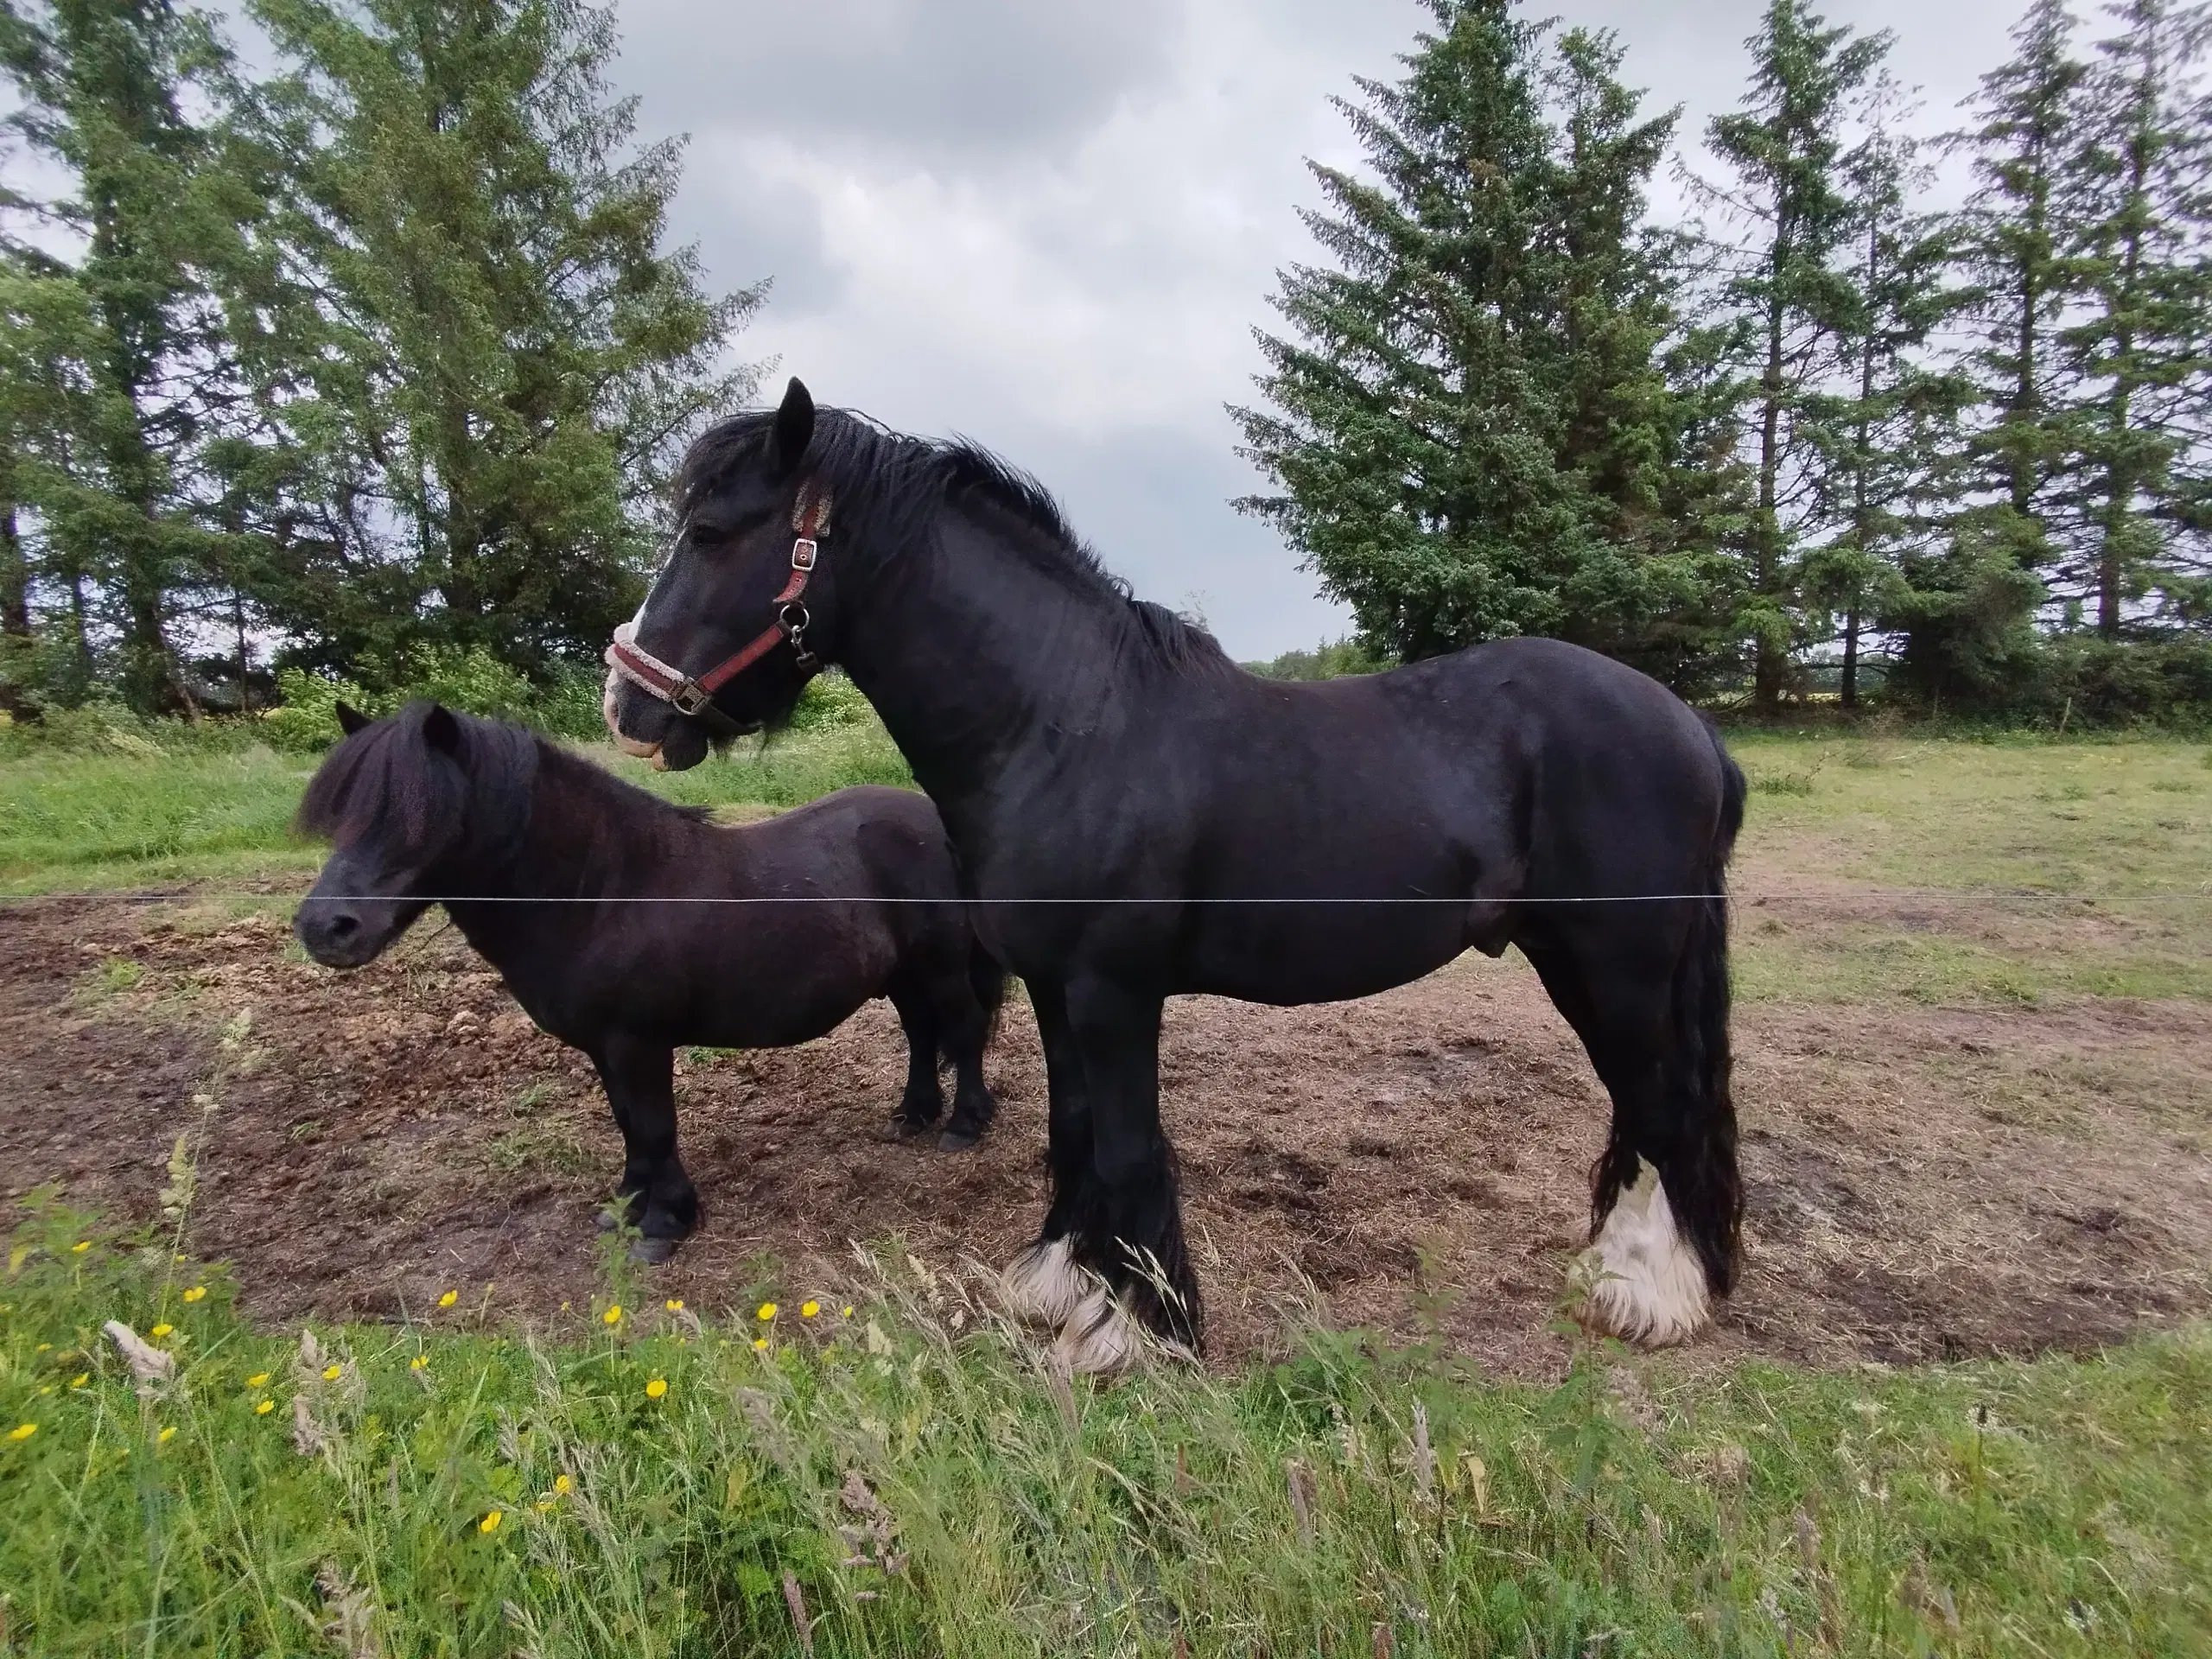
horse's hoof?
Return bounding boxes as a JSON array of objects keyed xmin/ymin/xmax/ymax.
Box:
[
  {"xmin": 890, "ymin": 1116, "xmax": 935, "ymax": 1141},
  {"xmin": 1574, "ymin": 1167, "xmax": 1711, "ymax": 1349},
  {"xmin": 629, "ymin": 1236, "xmax": 680, "ymax": 1265},
  {"xmin": 938, "ymin": 1128, "xmax": 981, "ymax": 1152},
  {"xmin": 1002, "ymin": 1237, "xmax": 1086, "ymax": 1328},
  {"xmin": 1054, "ymin": 1287, "xmax": 1145, "ymax": 1376},
  {"xmin": 596, "ymin": 1205, "xmax": 635, "ymax": 1234}
]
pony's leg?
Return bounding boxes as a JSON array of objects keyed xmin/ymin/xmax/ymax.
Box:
[
  {"xmin": 588, "ymin": 1037, "xmax": 698, "ymax": 1264},
  {"xmin": 1526, "ymin": 918, "xmax": 1730, "ymax": 1348},
  {"xmin": 934, "ymin": 966, "xmax": 999, "ymax": 1153},
  {"xmin": 1002, "ymin": 977, "xmax": 1092, "ymax": 1329},
  {"xmin": 1053, "ymin": 976, "xmax": 1198, "ymax": 1374},
  {"xmin": 885, "ymin": 981, "xmax": 945, "ymax": 1137}
]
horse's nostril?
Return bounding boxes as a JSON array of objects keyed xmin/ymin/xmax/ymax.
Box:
[{"xmin": 327, "ymin": 912, "xmax": 360, "ymax": 940}]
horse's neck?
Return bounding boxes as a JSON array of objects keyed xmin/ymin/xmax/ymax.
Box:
[{"xmin": 842, "ymin": 514, "xmax": 1132, "ymax": 798}]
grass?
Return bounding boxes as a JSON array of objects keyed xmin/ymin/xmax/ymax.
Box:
[{"xmin": 5, "ymin": 1198, "xmax": 2208, "ymax": 1656}]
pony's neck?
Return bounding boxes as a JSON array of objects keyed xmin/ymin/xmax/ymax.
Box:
[{"xmin": 838, "ymin": 505, "xmax": 1136, "ymax": 803}]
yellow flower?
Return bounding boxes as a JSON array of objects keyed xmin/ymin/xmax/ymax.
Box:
[
  {"xmin": 756, "ymin": 1302, "xmax": 778, "ymax": 1321},
  {"xmin": 150, "ymin": 1324, "xmax": 174, "ymax": 1339},
  {"xmin": 664, "ymin": 1298, "xmax": 684, "ymax": 1312},
  {"xmin": 554, "ymin": 1474, "xmax": 572, "ymax": 1496},
  {"xmin": 71, "ymin": 1241, "xmax": 90, "ymax": 1254},
  {"xmin": 35, "ymin": 1344, "xmax": 50, "ymax": 1353},
  {"xmin": 437, "ymin": 1290, "xmax": 459, "ymax": 1309},
  {"xmin": 841, "ymin": 1306, "xmax": 855, "ymax": 1319},
  {"xmin": 480, "ymin": 1510, "xmax": 504, "ymax": 1535},
  {"xmin": 321, "ymin": 1363, "xmax": 342, "ymax": 1382},
  {"xmin": 645, "ymin": 1377, "xmax": 668, "ymax": 1400},
  {"xmin": 245, "ymin": 1372, "xmax": 270, "ymax": 1389},
  {"xmin": 6, "ymin": 1423, "xmax": 34, "ymax": 1442},
  {"xmin": 157, "ymin": 1427, "xmax": 176, "ymax": 1445},
  {"xmin": 534, "ymin": 1499, "xmax": 556, "ymax": 1512},
  {"xmin": 181, "ymin": 1286, "xmax": 207, "ymax": 1303},
  {"xmin": 410, "ymin": 1354, "xmax": 429, "ymax": 1372},
  {"xmin": 602, "ymin": 1305, "xmax": 623, "ymax": 1327},
  {"xmin": 254, "ymin": 1399, "xmax": 274, "ymax": 1416},
  {"xmin": 801, "ymin": 1300, "xmax": 820, "ymax": 1319},
  {"xmin": 69, "ymin": 1373, "xmax": 89, "ymax": 1389}
]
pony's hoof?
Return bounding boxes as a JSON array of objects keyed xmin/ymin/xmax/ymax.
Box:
[
  {"xmin": 1053, "ymin": 1287, "xmax": 1144, "ymax": 1376},
  {"xmin": 629, "ymin": 1236, "xmax": 680, "ymax": 1266},
  {"xmin": 596, "ymin": 1204, "xmax": 639, "ymax": 1234},
  {"xmin": 938, "ymin": 1127, "xmax": 981, "ymax": 1152},
  {"xmin": 889, "ymin": 1116, "xmax": 936, "ymax": 1142}
]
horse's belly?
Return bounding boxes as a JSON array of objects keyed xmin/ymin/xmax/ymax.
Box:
[{"xmin": 1175, "ymin": 912, "xmax": 1469, "ymax": 1006}]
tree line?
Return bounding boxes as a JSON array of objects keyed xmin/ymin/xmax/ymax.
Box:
[
  {"xmin": 4, "ymin": 0, "xmax": 2209, "ymax": 727},
  {"xmin": 0, "ymin": 0, "xmax": 755, "ymax": 720},
  {"xmin": 1236, "ymin": 0, "xmax": 2212, "ymax": 720}
]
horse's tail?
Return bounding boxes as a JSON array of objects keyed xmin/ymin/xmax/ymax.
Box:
[{"xmin": 1669, "ymin": 723, "xmax": 1746, "ymax": 1295}]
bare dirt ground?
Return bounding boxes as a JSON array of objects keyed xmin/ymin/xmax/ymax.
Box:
[{"xmin": 5, "ymin": 887, "xmax": 2209, "ymax": 1379}]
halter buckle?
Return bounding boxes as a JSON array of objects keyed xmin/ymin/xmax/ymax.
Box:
[
  {"xmin": 669, "ymin": 677, "xmax": 715, "ymax": 717},
  {"xmin": 791, "ymin": 537, "xmax": 818, "ymax": 573}
]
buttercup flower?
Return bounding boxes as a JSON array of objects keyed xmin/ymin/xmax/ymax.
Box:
[
  {"xmin": 69, "ymin": 1374, "xmax": 89, "ymax": 1389},
  {"xmin": 245, "ymin": 1372, "xmax": 270, "ymax": 1389},
  {"xmin": 554, "ymin": 1474, "xmax": 572, "ymax": 1496},
  {"xmin": 602, "ymin": 1305, "xmax": 623, "ymax": 1327},
  {"xmin": 753, "ymin": 1338, "xmax": 768, "ymax": 1351},
  {"xmin": 410, "ymin": 1354, "xmax": 429, "ymax": 1372},
  {"xmin": 181, "ymin": 1286, "xmax": 207, "ymax": 1303},
  {"xmin": 645, "ymin": 1377, "xmax": 668, "ymax": 1400},
  {"xmin": 149, "ymin": 1324, "xmax": 174, "ymax": 1339},
  {"xmin": 254, "ymin": 1399, "xmax": 274, "ymax": 1416},
  {"xmin": 757, "ymin": 1302, "xmax": 778, "ymax": 1322},
  {"xmin": 802, "ymin": 1301, "xmax": 820, "ymax": 1319},
  {"xmin": 157, "ymin": 1427, "xmax": 176, "ymax": 1445},
  {"xmin": 71, "ymin": 1241, "xmax": 90, "ymax": 1254},
  {"xmin": 7, "ymin": 1424, "xmax": 34, "ymax": 1442},
  {"xmin": 841, "ymin": 1306, "xmax": 855, "ymax": 1319},
  {"xmin": 664, "ymin": 1299, "xmax": 683, "ymax": 1313},
  {"xmin": 438, "ymin": 1290, "xmax": 459, "ymax": 1309},
  {"xmin": 480, "ymin": 1510, "xmax": 504, "ymax": 1535}
]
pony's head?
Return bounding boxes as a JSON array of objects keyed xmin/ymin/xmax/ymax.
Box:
[
  {"xmin": 294, "ymin": 700, "xmax": 539, "ymax": 968},
  {"xmin": 605, "ymin": 377, "xmax": 831, "ymax": 767}
]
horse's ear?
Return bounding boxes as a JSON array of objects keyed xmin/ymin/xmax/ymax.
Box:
[
  {"xmin": 772, "ymin": 377, "xmax": 815, "ymax": 474},
  {"xmin": 334, "ymin": 701, "xmax": 371, "ymax": 736},
  {"xmin": 423, "ymin": 703, "xmax": 461, "ymax": 753}
]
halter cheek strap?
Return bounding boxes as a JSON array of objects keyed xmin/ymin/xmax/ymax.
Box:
[{"xmin": 605, "ymin": 483, "xmax": 832, "ymax": 717}]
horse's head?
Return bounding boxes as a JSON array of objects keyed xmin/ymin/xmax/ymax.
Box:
[
  {"xmin": 293, "ymin": 701, "xmax": 534, "ymax": 967},
  {"xmin": 605, "ymin": 377, "xmax": 835, "ymax": 771}
]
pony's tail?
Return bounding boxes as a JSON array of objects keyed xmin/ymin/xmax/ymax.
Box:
[
  {"xmin": 967, "ymin": 942, "xmax": 1008, "ymax": 1048},
  {"xmin": 1669, "ymin": 729, "xmax": 1746, "ymax": 1296}
]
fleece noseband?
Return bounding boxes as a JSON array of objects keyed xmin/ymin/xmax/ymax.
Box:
[{"xmin": 605, "ymin": 482, "xmax": 831, "ymax": 717}]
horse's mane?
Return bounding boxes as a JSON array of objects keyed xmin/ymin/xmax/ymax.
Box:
[
  {"xmin": 296, "ymin": 702, "xmax": 543, "ymax": 857},
  {"xmin": 676, "ymin": 406, "xmax": 1233, "ymax": 677}
]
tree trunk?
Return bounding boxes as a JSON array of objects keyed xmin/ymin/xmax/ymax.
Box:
[
  {"xmin": 1840, "ymin": 605, "xmax": 1860, "ymax": 710},
  {"xmin": 1754, "ymin": 287, "xmax": 1788, "ymax": 716}
]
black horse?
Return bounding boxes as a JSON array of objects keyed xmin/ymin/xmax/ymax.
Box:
[
  {"xmin": 607, "ymin": 380, "xmax": 1746, "ymax": 1364},
  {"xmin": 294, "ymin": 700, "xmax": 1003, "ymax": 1260}
]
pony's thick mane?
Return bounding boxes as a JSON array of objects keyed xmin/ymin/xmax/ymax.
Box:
[
  {"xmin": 296, "ymin": 702, "xmax": 542, "ymax": 857},
  {"xmin": 676, "ymin": 407, "xmax": 1232, "ymax": 676}
]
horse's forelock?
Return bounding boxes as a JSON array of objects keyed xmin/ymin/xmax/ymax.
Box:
[{"xmin": 296, "ymin": 703, "xmax": 537, "ymax": 860}]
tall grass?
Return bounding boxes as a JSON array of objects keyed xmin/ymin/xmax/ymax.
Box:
[{"xmin": 5, "ymin": 1198, "xmax": 2207, "ymax": 1656}]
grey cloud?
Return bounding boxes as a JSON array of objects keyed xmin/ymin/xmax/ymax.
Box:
[{"xmin": 612, "ymin": 0, "xmax": 1180, "ymax": 167}]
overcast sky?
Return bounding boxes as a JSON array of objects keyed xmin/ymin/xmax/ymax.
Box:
[{"xmin": 607, "ymin": 0, "xmax": 2031, "ymax": 658}]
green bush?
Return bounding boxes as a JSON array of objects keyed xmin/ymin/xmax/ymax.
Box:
[
  {"xmin": 783, "ymin": 670, "xmax": 875, "ymax": 734},
  {"xmin": 259, "ymin": 651, "xmax": 614, "ymax": 751}
]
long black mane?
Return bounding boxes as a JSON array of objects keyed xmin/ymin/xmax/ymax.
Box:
[
  {"xmin": 296, "ymin": 702, "xmax": 543, "ymax": 861},
  {"xmin": 677, "ymin": 406, "xmax": 1231, "ymax": 676}
]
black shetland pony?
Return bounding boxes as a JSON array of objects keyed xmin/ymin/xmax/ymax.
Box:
[
  {"xmin": 294, "ymin": 700, "xmax": 1004, "ymax": 1260},
  {"xmin": 607, "ymin": 380, "xmax": 1747, "ymax": 1366}
]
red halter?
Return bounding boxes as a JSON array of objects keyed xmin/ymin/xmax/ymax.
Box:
[{"xmin": 605, "ymin": 483, "xmax": 831, "ymax": 718}]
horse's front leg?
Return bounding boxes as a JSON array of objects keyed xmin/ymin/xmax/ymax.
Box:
[
  {"xmin": 1053, "ymin": 976, "xmax": 1199, "ymax": 1373},
  {"xmin": 588, "ymin": 1037, "xmax": 698, "ymax": 1263},
  {"xmin": 1002, "ymin": 977, "xmax": 1094, "ymax": 1328}
]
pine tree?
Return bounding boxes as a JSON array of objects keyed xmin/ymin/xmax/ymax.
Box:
[
  {"xmin": 1800, "ymin": 78, "xmax": 1969, "ymax": 709},
  {"xmin": 2054, "ymin": 0, "xmax": 2212, "ymax": 637},
  {"xmin": 1232, "ymin": 1, "xmax": 1704, "ymax": 671},
  {"xmin": 239, "ymin": 0, "xmax": 760, "ymax": 681},
  {"xmin": 1687, "ymin": 0, "xmax": 1890, "ymax": 714},
  {"xmin": 0, "ymin": 0, "xmax": 249, "ymax": 711}
]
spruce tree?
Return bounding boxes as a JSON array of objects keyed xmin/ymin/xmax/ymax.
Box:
[
  {"xmin": 240, "ymin": 0, "xmax": 760, "ymax": 680},
  {"xmin": 1232, "ymin": 1, "xmax": 1701, "ymax": 671},
  {"xmin": 1687, "ymin": 0, "xmax": 1889, "ymax": 713},
  {"xmin": 2053, "ymin": 0, "xmax": 2212, "ymax": 637}
]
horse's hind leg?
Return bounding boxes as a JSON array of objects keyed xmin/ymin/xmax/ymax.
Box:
[
  {"xmin": 886, "ymin": 980, "xmax": 945, "ymax": 1139},
  {"xmin": 587, "ymin": 1037, "xmax": 698, "ymax": 1264},
  {"xmin": 1525, "ymin": 914, "xmax": 1733, "ymax": 1347}
]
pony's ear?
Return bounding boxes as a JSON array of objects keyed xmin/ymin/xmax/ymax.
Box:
[
  {"xmin": 423, "ymin": 703, "xmax": 461, "ymax": 753},
  {"xmin": 334, "ymin": 701, "xmax": 371, "ymax": 736},
  {"xmin": 771, "ymin": 377, "xmax": 815, "ymax": 474}
]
